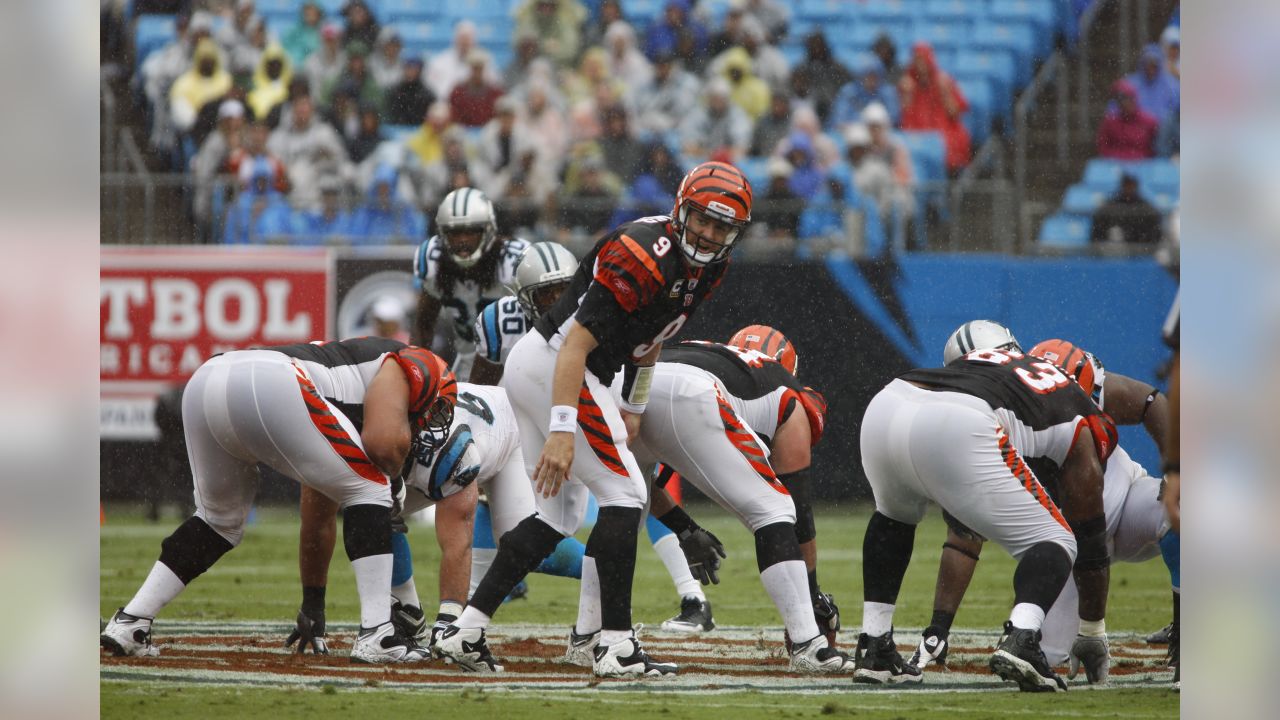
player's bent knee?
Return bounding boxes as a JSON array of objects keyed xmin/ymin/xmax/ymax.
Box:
[
  {"xmin": 343, "ymin": 504, "xmax": 392, "ymax": 561},
  {"xmin": 501, "ymin": 514, "xmax": 567, "ymax": 565},
  {"xmin": 753, "ymin": 521, "xmax": 802, "ymax": 572},
  {"xmin": 160, "ymin": 515, "xmax": 236, "ymax": 585}
]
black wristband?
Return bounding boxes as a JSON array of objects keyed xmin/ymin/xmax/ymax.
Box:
[
  {"xmin": 657, "ymin": 505, "xmax": 698, "ymax": 535},
  {"xmin": 301, "ymin": 585, "xmax": 327, "ymax": 615}
]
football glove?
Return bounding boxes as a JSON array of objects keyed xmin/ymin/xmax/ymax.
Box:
[
  {"xmin": 1068, "ymin": 633, "xmax": 1110, "ymax": 684},
  {"xmin": 812, "ymin": 591, "xmax": 841, "ymax": 644},
  {"xmin": 284, "ymin": 607, "xmax": 329, "ymax": 655},
  {"xmin": 908, "ymin": 625, "xmax": 949, "ymax": 670},
  {"xmin": 677, "ymin": 527, "xmax": 727, "ymax": 585}
]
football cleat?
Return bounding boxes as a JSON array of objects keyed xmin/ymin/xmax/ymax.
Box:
[
  {"xmin": 660, "ymin": 596, "xmax": 715, "ymax": 633},
  {"xmin": 100, "ymin": 608, "xmax": 160, "ymax": 658},
  {"xmin": 989, "ymin": 621, "xmax": 1067, "ymax": 692},
  {"xmin": 504, "ymin": 580, "xmax": 529, "ymax": 603},
  {"xmin": 1145, "ymin": 622, "xmax": 1173, "ymax": 644},
  {"xmin": 434, "ymin": 625, "xmax": 504, "ymax": 672},
  {"xmin": 349, "ymin": 621, "xmax": 430, "ymax": 664},
  {"xmin": 592, "ymin": 637, "xmax": 678, "ymax": 678},
  {"xmin": 563, "ymin": 626, "xmax": 600, "ymax": 667},
  {"xmin": 852, "ymin": 630, "xmax": 923, "ymax": 684},
  {"xmin": 391, "ymin": 601, "xmax": 428, "ymax": 643},
  {"xmin": 789, "ymin": 634, "xmax": 855, "ymax": 674},
  {"xmin": 908, "ymin": 625, "xmax": 949, "ymax": 670}
]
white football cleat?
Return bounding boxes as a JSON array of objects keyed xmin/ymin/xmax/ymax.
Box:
[
  {"xmin": 349, "ymin": 621, "xmax": 430, "ymax": 664},
  {"xmin": 789, "ymin": 634, "xmax": 855, "ymax": 674},
  {"xmin": 100, "ymin": 608, "xmax": 160, "ymax": 657},
  {"xmin": 434, "ymin": 625, "xmax": 504, "ymax": 672},
  {"xmin": 563, "ymin": 626, "xmax": 599, "ymax": 667},
  {"xmin": 592, "ymin": 636, "xmax": 677, "ymax": 678}
]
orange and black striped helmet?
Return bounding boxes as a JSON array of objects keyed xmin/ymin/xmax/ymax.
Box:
[
  {"xmin": 671, "ymin": 161, "xmax": 753, "ymax": 266},
  {"xmin": 728, "ymin": 324, "xmax": 798, "ymax": 376},
  {"xmin": 386, "ymin": 347, "xmax": 459, "ymax": 434},
  {"xmin": 1029, "ymin": 339, "xmax": 1105, "ymax": 405}
]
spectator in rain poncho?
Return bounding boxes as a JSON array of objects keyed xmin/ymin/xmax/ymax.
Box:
[
  {"xmin": 282, "ymin": 1, "xmax": 324, "ymax": 66},
  {"xmin": 427, "ymin": 20, "xmax": 500, "ymax": 99},
  {"xmin": 514, "ymin": 0, "xmax": 588, "ymax": 68},
  {"xmin": 1096, "ymin": 79, "xmax": 1158, "ymax": 160},
  {"xmin": 305, "ymin": 22, "xmax": 347, "ymax": 101},
  {"xmin": 476, "ymin": 96, "xmax": 532, "ymax": 183},
  {"xmin": 610, "ymin": 173, "xmax": 675, "ymax": 228},
  {"xmin": 633, "ymin": 52, "xmax": 701, "ymax": 136},
  {"xmin": 899, "ymin": 42, "xmax": 971, "ymax": 173},
  {"xmin": 643, "ymin": 0, "xmax": 708, "ymax": 62},
  {"xmin": 351, "ymin": 164, "xmax": 426, "ymax": 244},
  {"xmin": 1126, "ymin": 43, "xmax": 1180, "ymax": 124},
  {"xmin": 223, "ymin": 158, "xmax": 297, "ymax": 244},
  {"xmin": 717, "ymin": 46, "xmax": 770, "ymax": 121},
  {"xmin": 340, "ymin": 0, "xmax": 381, "ymax": 53},
  {"xmin": 777, "ymin": 131, "xmax": 826, "ymax": 200},
  {"xmin": 193, "ymin": 99, "xmax": 246, "ymax": 230},
  {"xmin": 604, "ymin": 21, "xmax": 653, "ymax": 105},
  {"xmin": 247, "ymin": 43, "xmax": 292, "ymax": 122},
  {"xmin": 678, "ymin": 77, "xmax": 751, "ymax": 160},
  {"xmin": 830, "ymin": 54, "xmax": 900, "ymax": 131},
  {"xmin": 295, "ymin": 176, "xmax": 356, "ymax": 245},
  {"xmin": 267, "ymin": 94, "xmax": 350, "ymax": 209},
  {"xmin": 792, "ymin": 32, "xmax": 852, "ymax": 124},
  {"xmin": 385, "ymin": 58, "xmax": 437, "ymax": 126},
  {"xmin": 169, "ymin": 38, "xmax": 232, "ymax": 135},
  {"xmin": 369, "ymin": 27, "xmax": 406, "ymax": 91}
]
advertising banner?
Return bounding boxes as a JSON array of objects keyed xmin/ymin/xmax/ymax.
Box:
[{"xmin": 100, "ymin": 247, "xmax": 333, "ymax": 439}]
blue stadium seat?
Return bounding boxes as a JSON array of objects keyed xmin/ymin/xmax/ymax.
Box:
[
  {"xmin": 912, "ymin": 20, "xmax": 967, "ymax": 54},
  {"xmin": 779, "ymin": 42, "xmax": 806, "ymax": 68},
  {"xmin": 1147, "ymin": 159, "xmax": 1180, "ymax": 195},
  {"xmin": 796, "ymin": 0, "xmax": 846, "ymax": 20},
  {"xmin": 471, "ymin": 18, "xmax": 514, "ymax": 45},
  {"xmin": 1062, "ymin": 183, "xmax": 1109, "ymax": 215},
  {"xmin": 442, "ymin": 0, "xmax": 514, "ymax": 21},
  {"xmin": 135, "ymin": 14, "xmax": 176, "ymax": 68},
  {"xmin": 953, "ymin": 76, "xmax": 993, "ymax": 145},
  {"xmin": 988, "ymin": 0, "xmax": 1057, "ymax": 56},
  {"xmin": 314, "ymin": 0, "xmax": 346, "ymax": 14},
  {"xmin": 971, "ymin": 20, "xmax": 1038, "ymax": 85},
  {"xmin": 860, "ymin": 0, "xmax": 913, "ymax": 25},
  {"xmin": 839, "ymin": 22, "xmax": 909, "ymax": 54},
  {"xmin": 1082, "ymin": 158, "xmax": 1126, "ymax": 192},
  {"xmin": 396, "ymin": 20, "xmax": 454, "ymax": 47},
  {"xmin": 380, "ymin": 0, "xmax": 444, "ymax": 24},
  {"xmin": 255, "ymin": 0, "xmax": 298, "ymax": 17},
  {"xmin": 384, "ymin": 124, "xmax": 418, "ymax": 140},
  {"xmin": 1038, "ymin": 213, "xmax": 1091, "ymax": 248},
  {"xmin": 952, "ymin": 48, "xmax": 1016, "ymax": 118},
  {"xmin": 736, "ymin": 156, "xmax": 770, "ymax": 193},
  {"xmin": 625, "ymin": 0, "xmax": 666, "ymax": 24},
  {"xmin": 922, "ymin": 0, "xmax": 983, "ymax": 24},
  {"xmin": 900, "ymin": 131, "xmax": 946, "ymax": 184}
]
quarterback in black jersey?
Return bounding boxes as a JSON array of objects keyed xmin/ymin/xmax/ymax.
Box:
[
  {"xmin": 854, "ymin": 321, "xmax": 1115, "ymax": 692},
  {"xmin": 429, "ymin": 161, "xmax": 753, "ymax": 678}
]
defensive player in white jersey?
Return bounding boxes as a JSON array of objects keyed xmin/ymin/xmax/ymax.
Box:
[
  {"xmin": 908, "ymin": 335, "xmax": 1178, "ymax": 686},
  {"xmin": 286, "ymin": 382, "xmax": 543, "ymax": 672},
  {"xmin": 413, "ymin": 187, "xmax": 529, "ymax": 381},
  {"xmin": 102, "ymin": 338, "xmax": 458, "ymax": 664},
  {"xmin": 469, "ymin": 242, "xmax": 716, "ymax": 634},
  {"xmin": 855, "ymin": 320, "xmax": 1117, "ymax": 692}
]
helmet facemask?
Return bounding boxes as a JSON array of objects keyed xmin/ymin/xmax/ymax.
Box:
[
  {"xmin": 441, "ymin": 222, "xmax": 496, "ymax": 269},
  {"xmin": 516, "ymin": 279, "xmax": 571, "ymax": 321}
]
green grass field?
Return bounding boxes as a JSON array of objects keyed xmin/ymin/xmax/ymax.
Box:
[{"xmin": 101, "ymin": 503, "xmax": 1179, "ymax": 719}]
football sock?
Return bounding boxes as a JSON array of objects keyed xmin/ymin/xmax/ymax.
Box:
[
  {"xmin": 351, "ymin": 554, "xmax": 393, "ymax": 628},
  {"xmin": 1011, "ymin": 541, "xmax": 1073, "ymax": 622},
  {"xmin": 586, "ymin": 506, "xmax": 642, "ymax": 632},
  {"xmin": 535, "ymin": 536, "xmax": 586, "ymax": 579},
  {"xmin": 652, "ymin": 531, "xmax": 704, "ymax": 599},
  {"xmin": 455, "ymin": 605, "xmax": 492, "ymax": 630},
  {"xmin": 1009, "ymin": 603, "xmax": 1047, "ymax": 632},
  {"xmin": 124, "ymin": 561, "xmax": 186, "ymax": 618},
  {"xmin": 389, "ymin": 531, "xmax": 418, "ymax": 606},
  {"xmin": 391, "ymin": 577, "xmax": 419, "ymax": 609},
  {"xmin": 574, "ymin": 556, "xmax": 602, "ymax": 635},
  {"xmin": 761, "ymin": 560, "xmax": 819, "ymax": 643},
  {"xmin": 861, "ymin": 511, "xmax": 916, "ymax": 604},
  {"xmin": 930, "ymin": 609, "xmax": 956, "ymax": 635},
  {"xmin": 470, "ymin": 501, "xmax": 498, "ymax": 598},
  {"xmin": 862, "ymin": 601, "xmax": 895, "ymax": 638},
  {"xmin": 600, "ymin": 628, "xmax": 632, "ymax": 646},
  {"xmin": 1159, "ymin": 529, "xmax": 1180, "ymax": 591},
  {"xmin": 469, "ymin": 548, "xmax": 496, "ymax": 599}
]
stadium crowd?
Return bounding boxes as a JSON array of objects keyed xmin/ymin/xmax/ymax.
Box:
[{"xmin": 113, "ymin": 0, "xmax": 1011, "ymax": 253}]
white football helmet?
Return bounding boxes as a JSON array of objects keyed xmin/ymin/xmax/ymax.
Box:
[
  {"xmin": 942, "ymin": 320, "xmax": 1021, "ymax": 365},
  {"xmin": 513, "ymin": 241, "xmax": 579, "ymax": 320},
  {"xmin": 436, "ymin": 187, "xmax": 497, "ymax": 268}
]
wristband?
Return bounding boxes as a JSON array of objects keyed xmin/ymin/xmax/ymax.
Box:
[
  {"xmin": 626, "ymin": 365, "xmax": 654, "ymax": 406},
  {"xmin": 438, "ymin": 601, "xmax": 464, "ymax": 619},
  {"xmin": 1162, "ymin": 461, "xmax": 1179, "ymax": 475},
  {"xmin": 549, "ymin": 405, "xmax": 577, "ymax": 434},
  {"xmin": 657, "ymin": 505, "xmax": 698, "ymax": 535},
  {"xmin": 1078, "ymin": 618, "xmax": 1106, "ymax": 637}
]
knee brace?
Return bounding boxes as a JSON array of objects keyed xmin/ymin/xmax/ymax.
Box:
[
  {"xmin": 778, "ymin": 469, "xmax": 815, "ymax": 544},
  {"xmin": 343, "ymin": 504, "xmax": 391, "ymax": 561},
  {"xmin": 159, "ymin": 516, "xmax": 235, "ymax": 585},
  {"xmin": 469, "ymin": 515, "xmax": 565, "ymax": 615}
]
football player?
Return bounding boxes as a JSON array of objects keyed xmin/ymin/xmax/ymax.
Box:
[
  {"xmin": 285, "ymin": 382, "xmax": 541, "ymax": 673},
  {"xmin": 625, "ymin": 328, "xmax": 853, "ymax": 674},
  {"xmin": 909, "ymin": 336, "xmax": 1177, "ymax": 686},
  {"xmin": 469, "ymin": 242, "xmax": 716, "ymax": 635},
  {"xmin": 436, "ymin": 161, "xmax": 753, "ymax": 678},
  {"xmin": 855, "ymin": 320, "xmax": 1116, "ymax": 691},
  {"xmin": 102, "ymin": 339, "xmax": 457, "ymax": 664},
  {"xmin": 413, "ymin": 187, "xmax": 529, "ymax": 380}
]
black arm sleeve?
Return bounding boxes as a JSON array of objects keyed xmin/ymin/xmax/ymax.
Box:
[{"xmin": 778, "ymin": 469, "xmax": 815, "ymax": 543}]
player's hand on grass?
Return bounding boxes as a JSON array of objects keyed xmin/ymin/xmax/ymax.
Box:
[
  {"xmin": 1068, "ymin": 633, "xmax": 1110, "ymax": 684},
  {"xmin": 534, "ymin": 432, "xmax": 574, "ymax": 498},
  {"xmin": 678, "ymin": 527, "xmax": 727, "ymax": 585},
  {"xmin": 285, "ymin": 608, "xmax": 329, "ymax": 655}
]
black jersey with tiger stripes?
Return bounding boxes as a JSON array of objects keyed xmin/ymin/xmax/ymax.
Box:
[
  {"xmin": 660, "ymin": 341, "xmax": 805, "ymax": 400},
  {"xmin": 266, "ymin": 337, "xmax": 407, "ymax": 367},
  {"xmin": 900, "ymin": 350, "xmax": 1106, "ymax": 432},
  {"xmin": 534, "ymin": 216, "xmax": 728, "ymax": 384}
]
